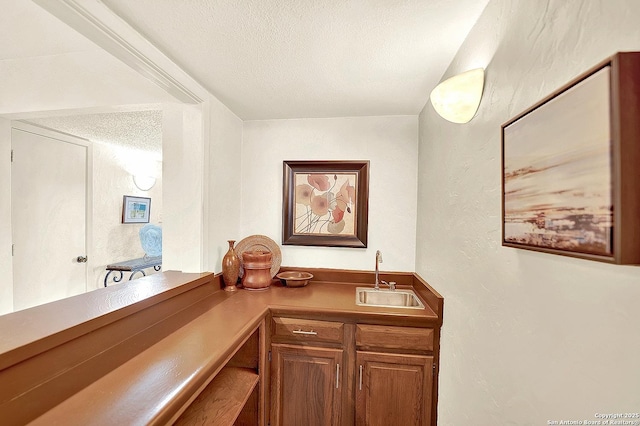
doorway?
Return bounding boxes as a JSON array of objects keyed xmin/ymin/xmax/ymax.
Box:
[{"xmin": 11, "ymin": 124, "xmax": 90, "ymax": 311}]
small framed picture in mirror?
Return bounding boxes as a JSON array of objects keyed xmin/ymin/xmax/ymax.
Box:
[{"xmin": 122, "ymin": 195, "xmax": 151, "ymax": 224}]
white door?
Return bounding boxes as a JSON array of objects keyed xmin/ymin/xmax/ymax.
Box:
[{"xmin": 11, "ymin": 126, "xmax": 88, "ymax": 311}]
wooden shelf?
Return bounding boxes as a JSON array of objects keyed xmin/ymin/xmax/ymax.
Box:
[{"xmin": 174, "ymin": 367, "xmax": 259, "ymax": 426}]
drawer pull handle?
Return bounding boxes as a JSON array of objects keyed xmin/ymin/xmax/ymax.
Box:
[
  {"xmin": 359, "ymin": 365, "xmax": 363, "ymax": 391},
  {"xmin": 292, "ymin": 329, "xmax": 318, "ymax": 335}
]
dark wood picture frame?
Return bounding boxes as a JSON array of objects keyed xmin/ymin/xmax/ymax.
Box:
[
  {"xmin": 122, "ymin": 195, "xmax": 151, "ymax": 224},
  {"xmin": 501, "ymin": 52, "xmax": 640, "ymax": 264},
  {"xmin": 283, "ymin": 160, "xmax": 369, "ymax": 248}
]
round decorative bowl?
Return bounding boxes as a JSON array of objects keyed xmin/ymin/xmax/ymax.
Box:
[{"xmin": 276, "ymin": 271, "xmax": 314, "ymax": 288}]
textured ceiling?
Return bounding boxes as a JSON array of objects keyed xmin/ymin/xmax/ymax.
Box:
[
  {"xmin": 28, "ymin": 110, "xmax": 163, "ymax": 159},
  {"xmin": 102, "ymin": 0, "xmax": 489, "ymax": 120}
]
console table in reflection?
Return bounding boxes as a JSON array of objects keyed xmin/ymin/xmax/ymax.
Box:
[{"xmin": 104, "ymin": 256, "xmax": 162, "ymax": 287}]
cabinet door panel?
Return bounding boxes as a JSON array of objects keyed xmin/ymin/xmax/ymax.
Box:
[
  {"xmin": 271, "ymin": 344, "xmax": 343, "ymax": 426},
  {"xmin": 356, "ymin": 351, "xmax": 433, "ymax": 426}
]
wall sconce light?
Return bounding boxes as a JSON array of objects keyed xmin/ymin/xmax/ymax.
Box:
[
  {"xmin": 430, "ymin": 68, "xmax": 485, "ymax": 123},
  {"xmin": 133, "ymin": 175, "xmax": 156, "ymax": 191}
]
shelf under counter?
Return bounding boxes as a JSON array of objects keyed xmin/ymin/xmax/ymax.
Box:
[{"xmin": 174, "ymin": 367, "xmax": 259, "ymax": 425}]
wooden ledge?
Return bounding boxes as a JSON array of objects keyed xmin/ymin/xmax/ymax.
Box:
[{"xmin": 0, "ymin": 271, "xmax": 215, "ymax": 371}]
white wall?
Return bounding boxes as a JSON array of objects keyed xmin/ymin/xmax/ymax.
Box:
[
  {"xmin": 0, "ymin": 118, "xmax": 12, "ymax": 314},
  {"xmin": 207, "ymin": 95, "xmax": 243, "ymax": 273},
  {"xmin": 417, "ymin": 1, "xmax": 640, "ymax": 424},
  {"xmin": 162, "ymin": 104, "xmax": 206, "ymax": 273},
  {"xmin": 242, "ymin": 116, "xmax": 418, "ymax": 272}
]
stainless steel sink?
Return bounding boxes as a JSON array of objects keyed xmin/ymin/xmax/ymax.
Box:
[{"xmin": 355, "ymin": 287, "xmax": 425, "ymax": 309}]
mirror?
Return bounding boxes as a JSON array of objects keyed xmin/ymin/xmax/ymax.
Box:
[{"xmin": 0, "ymin": 1, "xmax": 179, "ymax": 314}]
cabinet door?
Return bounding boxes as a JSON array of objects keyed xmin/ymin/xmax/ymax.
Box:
[
  {"xmin": 356, "ymin": 351, "xmax": 433, "ymax": 426},
  {"xmin": 271, "ymin": 344, "xmax": 343, "ymax": 426}
]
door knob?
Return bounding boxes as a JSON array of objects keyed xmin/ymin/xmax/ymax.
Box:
[{"xmin": 76, "ymin": 256, "xmax": 88, "ymax": 263}]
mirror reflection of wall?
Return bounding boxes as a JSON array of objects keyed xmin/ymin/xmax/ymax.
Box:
[
  {"xmin": 0, "ymin": 1, "xmax": 178, "ymax": 314},
  {"xmin": 26, "ymin": 111, "xmax": 163, "ymax": 297}
]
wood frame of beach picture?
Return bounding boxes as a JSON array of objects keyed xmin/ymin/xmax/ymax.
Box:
[
  {"xmin": 501, "ymin": 52, "xmax": 640, "ymax": 264},
  {"xmin": 282, "ymin": 160, "xmax": 369, "ymax": 248}
]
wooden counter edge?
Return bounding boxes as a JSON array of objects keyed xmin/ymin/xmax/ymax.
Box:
[{"xmin": 0, "ymin": 271, "xmax": 219, "ymax": 371}]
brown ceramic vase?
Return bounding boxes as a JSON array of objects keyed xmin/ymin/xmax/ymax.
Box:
[
  {"xmin": 241, "ymin": 250, "xmax": 272, "ymax": 290},
  {"xmin": 222, "ymin": 240, "xmax": 240, "ymax": 292}
]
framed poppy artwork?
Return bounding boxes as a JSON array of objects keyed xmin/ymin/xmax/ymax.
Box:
[{"xmin": 283, "ymin": 160, "xmax": 369, "ymax": 248}]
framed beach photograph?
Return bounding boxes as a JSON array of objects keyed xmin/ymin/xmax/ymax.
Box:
[
  {"xmin": 501, "ymin": 52, "xmax": 640, "ymax": 264},
  {"xmin": 282, "ymin": 160, "xmax": 369, "ymax": 248},
  {"xmin": 122, "ymin": 195, "xmax": 151, "ymax": 224}
]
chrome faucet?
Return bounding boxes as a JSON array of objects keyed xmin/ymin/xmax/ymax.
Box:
[
  {"xmin": 374, "ymin": 250, "xmax": 396, "ymax": 291},
  {"xmin": 374, "ymin": 250, "xmax": 386, "ymax": 290}
]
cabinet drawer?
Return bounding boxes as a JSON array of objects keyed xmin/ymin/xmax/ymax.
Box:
[
  {"xmin": 356, "ymin": 324, "xmax": 433, "ymax": 352},
  {"xmin": 271, "ymin": 317, "xmax": 344, "ymax": 344}
]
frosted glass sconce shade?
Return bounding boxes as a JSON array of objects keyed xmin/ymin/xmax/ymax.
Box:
[
  {"xmin": 430, "ymin": 68, "xmax": 485, "ymax": 123},
  {"xmin": 133, "ymin": 175, "xmax": 156, "ymax": 191}
]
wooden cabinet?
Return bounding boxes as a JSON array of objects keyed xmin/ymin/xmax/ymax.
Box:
[
  {"xmin": 355, "ymin": 324, "xmax": 435, "ymax": 426},
  {"xmin": 270, "ymin": 318, "xmax": 437, "ymax": 426},
  {"xmin": 355, "ymin": 351, "xmax": 433, "ymax": 426},
  {"xmin": 270, "ymin": 344, "xmax": 343, "ymax": 426},
  {"xmin": 270, "ymin": 316, "xmax": 345, "ymax": 426}
]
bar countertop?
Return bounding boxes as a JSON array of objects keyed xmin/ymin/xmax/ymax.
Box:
[{"xmin": 0, "ymin": 268, "xmax": 442, "ymax": 425}]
